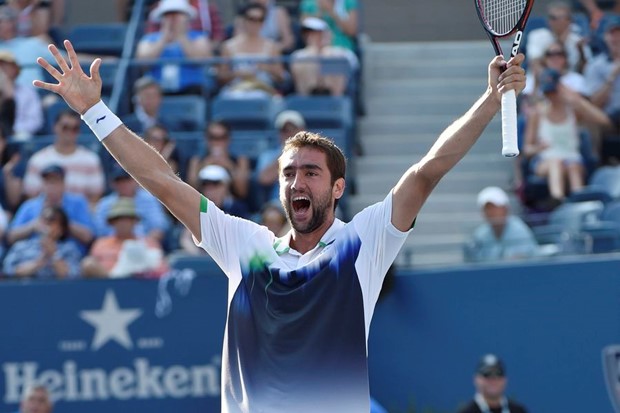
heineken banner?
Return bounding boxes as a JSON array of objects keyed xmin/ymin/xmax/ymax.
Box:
[{"xmin": 1, "ymin": 271, "xmax": 228, "ymax": 413}]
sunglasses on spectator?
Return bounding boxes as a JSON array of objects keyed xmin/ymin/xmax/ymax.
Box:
[
  {"xmin": 208, "ymin": 133, "xmax": 229, "ymax": 141},
  {"xmin": 480, "ymin": 371, "xmax": 504, "ymax": 378},
  {"xmin": 548, "ymin": 14, "xmax": 568, "ymax": 21},
  {"xmin": 59, "ymin": 123, "xmax": 80, "ymax": 133},
  {"xmin": 545, "ymin": 50, "xmax": 566, "ymax": 57},
  {"xmin": 245, "ymin": 14, "xmax": 265, "ymax": 23}
]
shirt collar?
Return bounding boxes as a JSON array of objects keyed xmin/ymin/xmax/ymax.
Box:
[{"xmin": 273, "ymin": 218, "xmax": 345, "ymax": 256}]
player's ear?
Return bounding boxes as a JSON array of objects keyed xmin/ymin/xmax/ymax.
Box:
[{"xmin": 333, "ymin": 177, "xmax": 345, "ymax": 200}]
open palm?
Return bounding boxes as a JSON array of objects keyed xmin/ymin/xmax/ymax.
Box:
[{"xmin": 33, "ymin": 40, "xmax": 103, "ymax": 115}]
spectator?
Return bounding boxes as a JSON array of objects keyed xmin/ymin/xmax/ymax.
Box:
[
  {"xmin": 179, "ymin": 164, "xmax": 250, "ymax": 254},
  {"xmin": 233, "ymin": 0, "xmax": 295, "ymax": 53},
  {"xmin": 525, "ymin": 1, "xmax": 591, "ymax": 75},
  {"xmin": 144, "ymin": 124, "xmax": 181, "ymax": 175},
  {"xmin": 7, "ymin": 164, "xmax": 95, "ymax": 250},
  {"xmin": 145, "ymin": 0, "xmax": 225, "ymax": 44},
  {"xmin": 0, "ymin": 50, "xmax": 43, "ymax": 139},
  {"xmin": 81, "ymin": 197, "xmax": 168, "ymax": 278},
  {"xmin": 524, "ymin": 68, "xmax": 611, "ymax": 201},
  {"xmin": 577, "ymin": 0, "xmax": 620, "ymax": 29},
  {"xmin": 6, "ymin": 0, "xmax": 56, "ymax": 41},
  {"xmin": 457, "ymin": 354, "xmax": 529, "ymax": 413},
  {"xmin": 218, "ymin": 2, "xmax": 286, "ymax": 98},
  {"xmin": 122, "ymin": 76, "xmax": 188, "ymax": 133},
  {"xmin": 523, "ymin": 41, "xmax": 587, "ymax": 98},
  {"xmin": 258, "ymin": 200, "xmax": 289, "ymax": 236},
  {"xmin": 290, "ymin": 17, "xmax": 358, "ymax": 96},
  {"xmin": 255, "ymin": 110, "xmax": 306, "ymax": 202},
  {"xmin": 187, "ymin": 120, "xmax": 251, "ymax": 199},
  {"xmin": 93, "ymin": 164, "xmax": 169, "ymax": 244},
  {"xmin": 136, "ymin": 0, "xmax": 212, "ymax": 95},
  {"xmin": 22, "ymin": 110, "xmax": 105, "ymax": 204},
  {"xmin": 0, "ymin": 5, "xmax": 52, "ymax": 88},
  {"xmin": 10, "ymin": 384, "xmax": 53, "ymax": 413},
  {"xmin": 585, "ymin": 16, "xmax": 620, "ymax": 116},
  {"xmin": 3, "ymin": 205, "xmax": 82, "ymax": 279},
  {"xmin": 0, "ymin": 127, "xmax": 25, "ymax": 212},
  {"xmin": 300, "ymin": 0, "xmax": 359, "ymax": 52},
  {"xmin": 465, "ymin": 186, "xmax": 539, "ymax": 262}
]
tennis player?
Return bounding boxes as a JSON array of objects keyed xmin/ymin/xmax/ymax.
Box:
[{"xmin": 33, "ymin": 40, "xmax": 525, "ymax": 413}]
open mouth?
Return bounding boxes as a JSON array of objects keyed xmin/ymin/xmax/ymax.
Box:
[{"xmin": 292, "ymin": 196, "xmax": 311, "ymax": 213}]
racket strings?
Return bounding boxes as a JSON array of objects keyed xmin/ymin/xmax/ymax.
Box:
[{"xmin": 481, "ymin": 0, "xmax": 527, "ymax": 35}]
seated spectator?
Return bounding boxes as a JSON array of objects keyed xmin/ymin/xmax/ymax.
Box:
[
  {"xmin": 465, "ymin": 187, "xmax": 539, "ymax": 262},
  {"xmin": 258, "ymin": 200, "xmax": 289, "ymax": 236},
  {"xmin": 3, "ymin": 205, "xmax": 82, "ymax": 278},
  {"xmin": 145, "ymin": 0, "xmax": 226, "ymax": 44},
  {"xmin": 0, "ymin": 127, "xmax": 25, "ymax": 212},
  {"xmin": 300, "ymin": 0, "xmax": 359, "ymax": 52},
  {"xmin": 22, "ymin": 110, "xmax": 105, "ymax": 204},
  {"xmin": 144, "ymin": 124, "xmax": 181, "ymax": 175},
  {"xmin": 136, "ymin": 0, "xmax": 212, "ymax": 95},
  {"xmin": 578, "ymin": 0, "xmax": 620, "ymax": 29},
  {"xmin": 179, "ymin": 164, "xmax": 250, "ymax": 254},
  {"xmin": 523, "ymin": 41, "xmax": 587, "ymax": 99},
  {"xmin": 7, "ymin": 164, "xmax": 95, "ymax": 250},
  {"xmin": 6, "ymin": 0, "xmax": 56, "ymax": 41},
  {"xmin": 233, "ymin": 0, "xmax": 295, "ymax": 53},
  {"xmin": 93, "ymin": 164, "xmax": 169, "ymax": 244},
  {"xmin": 187, "ymin": 120, "xmax": 251, "ymax": 199},
  {"xmin": 524, "ymin": 68, "xmax": 612, "ymax": 202},
  {"xmin": 218, "ymin": 2, "xmax": 286, "ymax": 98},
  {"xmin": 81, "ymin": 197, "xmax": 168, "ymax": 278},
  {"xmin": 525, "ymin": 1, "xmax": 591, "ymax": 75},
  {"xmin": 255, "ymin": 110, "xmax": 306, "ymax": 202},
  {"xmin": 585, "ymin": 16, "xmax": 620, "ymax": 116},
  {"xmin": 0, "ymin": 5, "xmax": 54, "ymax": 88},
  {"xmin": 290, "ymin": 17, "xmax": 358, "ymax": 96},
  {"xmin": 0, "ymin": 50, "xmax": 43, "ymax": 139}
]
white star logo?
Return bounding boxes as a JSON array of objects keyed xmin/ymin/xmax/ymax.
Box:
[{"xmin": 80, "ymin": 290, "xmax": 143, "ymax": 351}]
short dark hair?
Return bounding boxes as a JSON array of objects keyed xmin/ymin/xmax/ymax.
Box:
[
  {"xmin": 54, "ymin": 109, "xmax": 80, "ymax": 125},
  {"xmin": 41, "ymin": 206, "xmax": 70, "ymax": 241},
  {"xmin": 238, "ymin": 2, "xmax": 266, "ymax": 18}
]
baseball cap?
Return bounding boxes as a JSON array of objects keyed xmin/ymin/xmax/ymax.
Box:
[
  {"xmin": 150, "ymin": 0, "xmax": 197, "ymax": 22},
  {"xmin": 301, "ymin": 17, "xmax": 328, "ymax": 32},
  {"xmin": 0, "ymin": 50, "xmax": 18, "ymax": 66},
  {"xmin": 477, "ymin": 186, "xmax": 509, "ymax": 208},
  {"xmin": 275, "ymin": 110, "xmax": 306, "ymax": 130},
  {"xmin": 199, "ymin": 165, "xmax": 230, "ymax": 183},
  {"xmin": 476, "ymin": 354, "xmax": 506, "ymax": 377},
  {"xmin": 41, "ymin": 164, "xmax": 65, "ymax": 179},
  {"xmin": 605, "ymin": 15, "xmax": 620, "ymax": 33},
  {"xmin": 107, "ymin": 197, "xmax": 139, "ymax": 222},
  {"xmin": 539, "ymin": 68, "xmax": 561, "ymax": 94}
]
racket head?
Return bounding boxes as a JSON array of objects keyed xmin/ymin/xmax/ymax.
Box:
[{"xmin": 475, "ymin": 0, "xmax": 534, "ymax": 37}]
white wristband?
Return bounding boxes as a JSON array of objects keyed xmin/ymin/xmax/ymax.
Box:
[{"xmin": 81, "ymin": 100, "xmax": 123, "ymax": 142}]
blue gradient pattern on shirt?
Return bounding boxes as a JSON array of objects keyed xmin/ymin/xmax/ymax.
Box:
[{"xmin": 223, "ymin": 229, "xmax": 370, "ymax": 413}]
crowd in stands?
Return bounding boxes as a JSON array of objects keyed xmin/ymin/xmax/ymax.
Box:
[
  {"xmin": 466, "ymin": 0, "xmax": 620, "ymax": 262},
  {"xmin": 0, "ymin": 0, "xmax": 361, "ymax": 279}
]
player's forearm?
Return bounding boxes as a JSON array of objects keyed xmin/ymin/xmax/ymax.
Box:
[{"xmin": 418, "ymin": 89, "xmax": 500, "ymax": 182}]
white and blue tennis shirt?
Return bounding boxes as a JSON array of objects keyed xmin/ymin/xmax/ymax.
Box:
[{"xmin": 196, "ymin": 192, "xmax": 411, "ymax": 413}]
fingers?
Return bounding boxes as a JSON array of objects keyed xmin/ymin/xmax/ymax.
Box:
[
  {"xmin": 48, "ymin": 43, "xmax": 70, "ymax": 74},
  {"xmin": 32, "ymin": 79, "xmax": 59, "ymax": 93},
  {"xmin": 36, "ymin": 56, "xmax": 62, "ymax": 80},
  {"xmin": 506, "ymin": 53, "xmax": 525, "ymax": 67},
  {"xmin": 64, "ymin": 40, "xmax": 83, "ymax": 74},
  {"xmin": 89, "ymin": 58, "xmax": 102, "ymax": 83}
]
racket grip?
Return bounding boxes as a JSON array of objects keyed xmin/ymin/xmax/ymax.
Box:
[{"xmin": 501, "ymin": 89, "xmax": 519, "ymax": 157}]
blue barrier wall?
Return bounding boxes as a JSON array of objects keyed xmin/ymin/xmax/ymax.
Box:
[{"xmin": 1, "ymin": 256, "xmax": 619, "ymax": 413}]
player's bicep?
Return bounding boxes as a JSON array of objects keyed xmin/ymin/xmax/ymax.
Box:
[{"xmin": 391, "ymin": 163, "xmax": 435, "ymax": 232}]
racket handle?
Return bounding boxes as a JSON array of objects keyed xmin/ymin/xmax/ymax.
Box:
[{"xmin": 501, "ymin": 89, "xmax": 519, "ymax": 157}]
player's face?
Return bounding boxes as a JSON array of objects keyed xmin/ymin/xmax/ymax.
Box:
[{"xmin": 279, "ymin": 147, "xmax": 336, "ymax": 234}]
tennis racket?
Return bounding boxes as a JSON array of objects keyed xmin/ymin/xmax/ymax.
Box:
[{"xmin": 474, "ymin": 0, "xmax": 534, "ymax": 157}]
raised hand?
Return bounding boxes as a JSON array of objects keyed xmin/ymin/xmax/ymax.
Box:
[{"xmin": 32, "ymin": 40, "xmax": 103, "ymax": 115}]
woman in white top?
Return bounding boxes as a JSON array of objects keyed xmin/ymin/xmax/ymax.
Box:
[{"xmin": 524, "ymin": 68, "xmax": 612, "ymax": 201}]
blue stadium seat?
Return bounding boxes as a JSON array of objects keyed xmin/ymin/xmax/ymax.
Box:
[
  {"xmin": 229, "ymin": 130, "xmax": 276, "ymax": 160},
  {"xmin": 67, "ymin": 23, "xmax": 128, "ymax": 56},
  {"xmin": 580, "ymin": 221, "xmax": 620, "ymax": 253},
  {"xmin": 284, "ymin": 96, "xmax": 353, "ymax": 131},
  {"xmin": 160, "ymin": 95, "xmax": 207, "ymax": 132},
  {"xmin": 567, "ymin": 186, "xmax": 613, "ymax": 204},
  {"xmin": 549, "ymin": 200, "xmax": 604, "ymax": 231},
  {"xmin": 601, "ymin": 200, "xmax": 620, "ymax": 224},
  {"xmin": 211, "ymin": 96, "xmax": 283, "ymax": 130},
  {"xmin": 167, "ymin": 131, "xmax": 203, "ymax": 179},
  {"xmin": 589, "ymin": 166, "xmax": 620, "ymax": 198}
]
